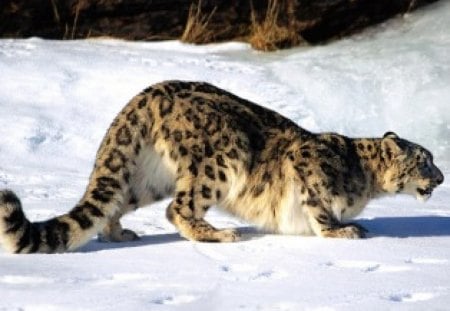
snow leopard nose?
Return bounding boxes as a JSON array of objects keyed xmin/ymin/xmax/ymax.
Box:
[
  {"xmin": 433, "ymin": 166, "xmax": 444, "ymax": 185},
  {"xmin": 436, "ymin": 171, "xmax": 444, "ymax": 185}
]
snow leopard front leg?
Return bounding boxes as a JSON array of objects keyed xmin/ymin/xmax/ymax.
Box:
[{"xmin": 305, "ymin": 201, "xmax": 367, "ymax": 239}]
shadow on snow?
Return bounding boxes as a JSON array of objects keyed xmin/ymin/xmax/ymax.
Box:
[
  {"xmin": 79, "ymin": 226, "xmax": 262, "ymax": 253},
  {"xmin": 78, "ymin": 216, "xmax": 450, "ymax": 252},
  {"xmin": 359, "ymin": 216, "xmax": 450, "ymax": 238}
]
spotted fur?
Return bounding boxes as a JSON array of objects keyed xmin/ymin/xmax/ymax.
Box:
[{"xmin": 0, "ymin": 81, "xmax": 444, "ymax": 253}]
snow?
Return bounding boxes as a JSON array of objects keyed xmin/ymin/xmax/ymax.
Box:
[{"xmin": 0, "ymin": 0, "xmax": 449, "ymax": 310}]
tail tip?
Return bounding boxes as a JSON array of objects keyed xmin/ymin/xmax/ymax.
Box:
[
  {"xmin": 0, "ymin": 189, "xmax": 21, "ymax": 206},
  {"xmin": 0, "ymin": 190, "xmax": 27, "ymax": 254},
  {"xmin": 0, "ymin": 190, "xmax": 22, "ymax": 216}
]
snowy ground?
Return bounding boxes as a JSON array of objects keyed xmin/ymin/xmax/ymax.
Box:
[{"xmin": 0, "ymin": 1, "xmax": 450, "ymax": 310}]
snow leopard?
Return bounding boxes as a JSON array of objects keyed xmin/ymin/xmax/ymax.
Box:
[{"xmin": 0, "ymin": 81, "xmax": 444, "ymax": 253}]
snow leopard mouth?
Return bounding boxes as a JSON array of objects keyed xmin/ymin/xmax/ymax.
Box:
[
  {"xmin": 416, "ymin": 186, "xmax": 434, "ymax": 202},
  {"xmin": 417, "ymin": 187, "xmax": 433, "ymax": 196}
]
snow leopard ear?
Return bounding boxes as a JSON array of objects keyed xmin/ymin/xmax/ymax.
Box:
[
  {"xmin": 382, "ymin": 132, "xmax": 403, "ymax": 162},
  {"xmin": 383, "ymin": 131, "xmax": 399, "ymax": 139}
]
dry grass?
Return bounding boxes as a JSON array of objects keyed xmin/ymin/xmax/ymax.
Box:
[
  {"xmin": 181, "ymin": 0, "xmax": 217, "ymax": 44},
  {"xmin": 71, "ymin": 2, "xmax": 81, "ymax": 39},
  {"xmin": 49, "ymin": 0, "xmax": 61, "ymax": 24},
  {"xmin": 405, "ymin": 0, "xmax": 418, "ymax": 14},
  {"xmin": 61, "ymin": 0, "xmax": 86, "ymax": 39},
  {"xmin": 249, "ymin": 0, "xmax": 302, "ymax": 51}
]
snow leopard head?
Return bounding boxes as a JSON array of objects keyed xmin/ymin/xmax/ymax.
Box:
[{"xmin": 380, "ymin": 132, "xmax": 444, "ymax": 201}]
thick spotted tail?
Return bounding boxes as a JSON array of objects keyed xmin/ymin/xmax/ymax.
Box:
[
  {"xmin": 0, "ymin": 190, "xmax": 110, "ymax": 254},
  {"xmin": 0, "ymin": 88, "xmax": 155, "ymax": 253}
]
